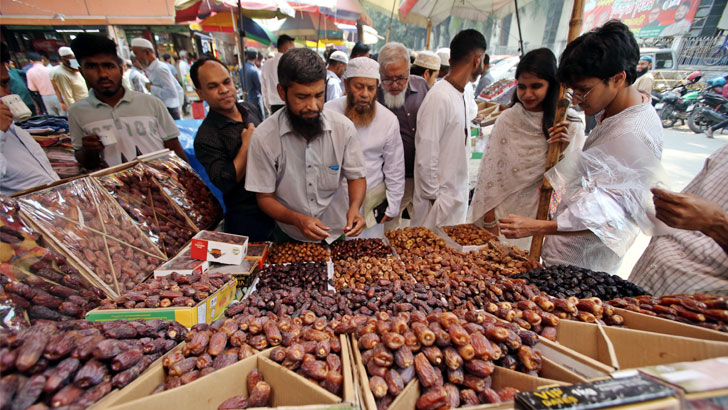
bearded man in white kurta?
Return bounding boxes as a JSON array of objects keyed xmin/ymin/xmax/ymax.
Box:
[
  {"xmin": 413, "ymin": 29, "xmax": 488, "ymax": 228},
  {"xmin": 326, "ymin": 57, "xmax": 405, "ymax": 238}
]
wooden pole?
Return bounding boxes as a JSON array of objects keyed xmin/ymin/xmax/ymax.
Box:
[
  {"xmin": 386, "ymin": 0, "xmax": 397, "ymax": 42},
  {"xmin": 528, "ymin": 0, "xmax": 585, "ymax": 262},
  {"xmin": 425, "ymin": 20, "xmax": 432, "ymax": 50}
]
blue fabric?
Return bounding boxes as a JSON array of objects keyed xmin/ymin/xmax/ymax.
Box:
[{"xmin": 174, "ymin": 119, "xmax": 226, "ymax": 212}]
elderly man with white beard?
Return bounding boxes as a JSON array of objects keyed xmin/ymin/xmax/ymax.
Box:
[
  {"xmin": 326, "ymin": 57, "xmax": 405, "ymax": 238},
  {"xmin": 375, "ymin": 42, "xmax": 430, "ymax": 230}
]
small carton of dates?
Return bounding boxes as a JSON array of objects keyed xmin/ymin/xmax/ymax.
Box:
[
  {"xmin": 245, "ymin": 242, "xmax": 271, "ymax": 270},
  {"xmin": 190, "ymin": 231, "xmax": 249, "ymax": 265},
  {"xmin": 154, "ymin": 244, "xmax": 210, "ymax": 278}
]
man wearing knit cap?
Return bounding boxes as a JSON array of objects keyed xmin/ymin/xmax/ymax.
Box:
[
  {"xmin": 131, "ymin": 37, "xmax": 184, "ymax": 120},
  {"xmin": 326, "ymin": 51, "xmax": 348, "ymax": 102},
  {"xmin": 325, "ymin": 57, "xmax": 405, "ymax": 238},
  {"xmin": 411, "ymin": 50, "xmax": 441, "ymax": 88},
  {"xmin": 436, "ymin": 47, "xmax": 450, "ymax": 79},
  {"xmin": 50, "ymin": 46, "xmax": 88, "ymax": 111}
]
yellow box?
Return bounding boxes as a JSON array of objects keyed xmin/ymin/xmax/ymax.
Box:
[{"xmin": 85, "ymin": 279, "xmax": 236, "ymax": 328}]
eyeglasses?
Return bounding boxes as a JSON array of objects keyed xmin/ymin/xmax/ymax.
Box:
[
  {"xmin": 381, "ymin": 75, "xmax": 408, "ymax": 86},
  {"xmin": 572, "ymin": 83, "xmax": 598, "ymax": 102}
]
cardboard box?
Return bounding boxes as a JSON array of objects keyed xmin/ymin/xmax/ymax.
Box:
[
  {"xmin": 245, "ymin": 242, "xmax": 271, "ymax": 269},
  {"xmin": 537, "ymin": 319, "xmax": 619, "ymax": 378},
  {"xmin": 90, "ymin": 343, "xmax": 184, "ymax": 409},
  {"xmin": 614, "ymin": 307, "xmax": 728, "ymax": 343},
  {"xmin": 601, "ymin": 325, "xmax": 728, "ymax": 370},
  {"xmin": 352, "ymin": 337, "xmax": 569, "ymax": 410},
  {"xmin": 208, "ymin": 259, "xmax": 258, "ymax": 289},
  {"xmin": 433, "ymin": 225, "xmax": 492, "ymax": 252},
  {"xmin": 190, "ymin": 230, "xmax": 248, "ymax": 265},
  {"xmin": 638, "ymin": 356, "xmax": 728, "ymax": 410},
  {"xmin": 85, "ymin": 279, "xmax": 236, "ymax": 328},
  {"xmin": 105, "ymin": 335, "xmax": 356, "ymax": 410},
  {"xmin": 154, "ymin": 244, "xmax": 209, "ymax": 277}
]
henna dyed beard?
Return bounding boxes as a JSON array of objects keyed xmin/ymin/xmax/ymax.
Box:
[{"xmin": 345, "ymin": 92, "xmax": 377, "ymax": 127}]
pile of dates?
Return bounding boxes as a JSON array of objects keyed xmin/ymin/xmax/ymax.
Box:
[
  {"xmin": 98, "ymin": 272, "xmax": 232, "ymax": 310},
  {"xmin": 1, "ymin": 270, "xmax": 104, "ymax": 323},
  {"xmin": 267, "ymin": 242, "xmax": 329, "ymax": 264},
  {"xmin": 0, "ymin": 319, "xmax": 184, "ymax": 409},
  {"xmin": 385, "ymin": 228, "xmax": 446, "ymax": 257},
  {"xmin": 145, "ymin": 155, "xmax": 222, "ymax": 230},
  {"xmin": 441, "ymin": 224, "xmax": 494, "ymax": 246},
  {"xmin": 97, "ymin": 168, "xmax": 197, "ymax": 258},
  {"xmin": 332, "ymin": 257, "xmax": 413, "ymax": 290},
  {"xmin": 195, "ymin": 231, "xmax": 247, "ymax": 244},
  {"xmin": 609, "ymin": 294, "xmax": 728, "ymax": 332},
  {"xmin": 256, "ymin": 261, "xmax": 328, "ymax": 293},
  {"xmin": 152, "ymin": 317, "xmax": 260, "ymax": 392},
  {"xmin": 217, "ymin": 369, "xmax": 271, "ymax": 409},
  {"xmin": 357, "ymin": 310, "xmax": 537, "ymax": 409},
  {"xmin": 330, "ymin": 238, "xmax": 392, "ymax": 261},
  {"xmin": 265, "ymin": 313, "xmax": 349, "ymax": 396},
  {"xmin": 232, "ymin": 280, "xmax": 450, "ymax": 321},
  {"xmin": 513, "ymin": 265, "xmax": 649, "ymax": 300},
  {"xmin": 0, "ymin": 196, "xmax": 106, "ymax": 323}
]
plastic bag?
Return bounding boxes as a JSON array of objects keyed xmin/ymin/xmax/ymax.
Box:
[
  {"xmin": 143, "ymin": 152, "xmax": 223, "ymax": 229},
  {"xmin": 545, "ymin": 144, "xmax": 676, "ymax": 258},
  {"xmin": 17, "ymin": 179, "xmax": 164, "ymax": 297},
  {"xmin": 0, "ymin": 195, "xmax": 104, "ymax": 325},
  {"xmin": 95, "ymin": 163, "xmax": 197, "ymax": 257}
]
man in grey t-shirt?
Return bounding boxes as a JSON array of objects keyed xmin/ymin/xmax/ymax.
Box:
[
  {"xmin": 68, "ymin": 34, "xmax": 188, "ymax": 170},
  {"xmin": 245, "ymin": 48, "xmax": 367, "ymax": 243}
]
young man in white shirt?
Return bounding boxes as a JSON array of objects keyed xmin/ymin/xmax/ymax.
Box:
[
  {"xmin": 69, "ymin": 34, "xmax": 188, "ymax": 170},
  {"xmin": 130, "ymin": 38, "xmax": 184, "ymax": 120},
  {"xmin": 260, "ymin": 34, "xmax": 295, "ymax": 115},
  {"xmin": 325, "ymin": 57, "xmax": 405, "ymax": 238},
  {"xmin": 499, "ymin": 21, "xmax": 665, "ymax": 273},
  {"xmin": 413, "ymin": 29, "xmax": 487, "ymax": 228},
  {"xmin": 326, "ymin": 51, "xmax": 348, "ymax": 102}
]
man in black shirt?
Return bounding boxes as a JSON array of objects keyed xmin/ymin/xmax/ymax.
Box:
[{"xmin": 191, "ymin": 56, "xmax": 274, "ymax": 241}]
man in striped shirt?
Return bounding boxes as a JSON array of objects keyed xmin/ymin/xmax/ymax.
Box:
[{"xmin": 629, "ymin": 144, "xmax": 728, "ymax": 296}]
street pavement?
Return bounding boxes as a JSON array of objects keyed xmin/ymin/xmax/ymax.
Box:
[{"xmin": 617, "ymin": 125, "xmax": 728, "ymax": 279}]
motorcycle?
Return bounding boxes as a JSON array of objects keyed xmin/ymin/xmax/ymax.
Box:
[
  {"xmin": 687, "ymin": 89, "xmax": 728, "ymax": 133},
  {"xmin": 654, "ymin": 71, "xmax": 702, "ymax": 128}
]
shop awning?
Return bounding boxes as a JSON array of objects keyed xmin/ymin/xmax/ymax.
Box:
[
  {"xmin": 175, "ymin": 0, "xmax": 295, "ymax": 22},
  {"xmin": 0, "ymin": 0, "xmax": 178, "ymax": 26}
]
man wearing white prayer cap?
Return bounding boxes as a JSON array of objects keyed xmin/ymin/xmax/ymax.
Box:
[
  {"xmin": 131, "ymin": 37, "xmax": 184, "ymax": 119},
  {"xmin": 326, "ymin": 50, "xmax": 348, "ymax": 102},
  {"xmin": 50, "ymin": 46, "xmax": 88, "ymax": 111},
  {"xmin": 436, "ymin": 47, "xmax": 450, "ymax": 79},
  {"xmin": 411, "ymin": 50, "xmax": 441, "ymax": 88},
  {"xmin": 325, "ymin": 57, "xmax": 405, "ymax": 238}
]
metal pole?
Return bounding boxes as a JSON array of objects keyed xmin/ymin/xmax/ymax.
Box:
[
  {"xmin": 238, "ymin": 0, "xmax": 247, "ymax": 101},
  {"xmin": 317, "ymin": 12, "xmax": 322, "ymax": 53},
  {"xmin": 513, "ymin": 0, "xmax": 525, "ymax": 55}
]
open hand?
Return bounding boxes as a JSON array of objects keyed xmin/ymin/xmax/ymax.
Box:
[{"xmin": 343, "ymin": 208, "xmax": 365, "ymax": 237}]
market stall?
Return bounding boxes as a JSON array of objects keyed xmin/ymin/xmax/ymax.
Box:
[{"xmin": 3, "ymin": 148, "xmax": 728, "ymax": 410}]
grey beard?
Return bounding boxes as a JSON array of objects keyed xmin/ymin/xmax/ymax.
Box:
[{"xmin": 383, "ymin": 90, "xmax": 406, "ymax": 109}]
